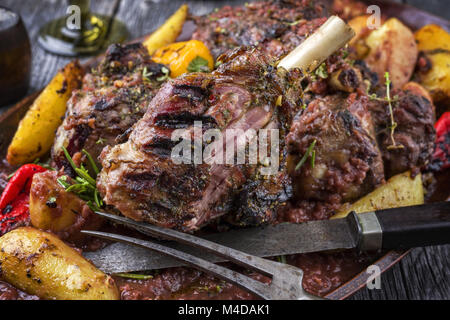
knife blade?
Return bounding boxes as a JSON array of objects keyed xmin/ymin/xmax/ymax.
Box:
[
  {"xmin": 83, "ymin": 218, "xmax": 356, "ymax": 273},
  {"xmin": 83, "ymin": 202, "xmax": 450, "ymax": 274}
]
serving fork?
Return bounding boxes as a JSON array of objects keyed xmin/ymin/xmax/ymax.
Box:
[{"xmin": 81, "ymin": 211, "xmax": 324, "ymax": 300}]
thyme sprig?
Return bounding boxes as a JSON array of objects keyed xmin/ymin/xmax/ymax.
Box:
[
  {"xmin": 295, "ymin": 139, "xmax": 317, "ymax": 171},
  {"xmin": 366, "ymin": 73, "xmax": 403, "ymax": 150},
  {"xmin": 58, "ymin": 146, "xmax": 103, "ymax": 211},
  {"xmin": 384, "ymin": 72, "xmax": 403, "ymax": 150}
]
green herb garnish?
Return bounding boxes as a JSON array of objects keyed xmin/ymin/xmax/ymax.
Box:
[
  {"xmin": 187, "ymin": 56, "xmax": 211, "ymax": 73},
  {"xmin": 82, "ymin": 149, "xmax": 100, "ymax": 175},
  {"xmin": 60, "ymin": 146, "xmax": 103, "ymax": 211},
  {"xmin": 384, "ymin": 72, "xmax": 403, "ymax": 150},
  {"xmin": 157, "ymin": 67, "xmax": 170, "ymax": 82},
  {"xmin": 277, "ymin": 256, "xmax": 287, "ymax": 264},
  {"xmin": 57, "ymin": 175, "xmax": 71, "ymax": 189},
  {"xmin": 115, "ymin": 273, "xmax": 154, "ymax": 280},
  {"xmin": 96, "ymin": 137, "xmax": 106, "ymax": 145},
  {"xmin": 142, "ymin": 67, "xmax": 153, "ymax": 81},
  {"xmin": 295, "ymin": 139, "xmax": 317, "ymax": 171},
  {"xmin": 315, "ymin": 63, "xmax": 328, "ymax": 79}
]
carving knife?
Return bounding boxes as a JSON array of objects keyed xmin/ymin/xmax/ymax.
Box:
[{"xmin": 83, "ymin": 202, "xmax": 450, "ymax": 274}]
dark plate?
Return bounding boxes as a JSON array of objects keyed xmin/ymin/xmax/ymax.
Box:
[{"xmin": 0, "ymin": 0, "xmax": 448, "ymax": 300}]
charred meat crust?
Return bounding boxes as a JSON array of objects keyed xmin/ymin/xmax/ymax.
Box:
[
  {"xmin": 370, "ymin": 90, "xmax": 436, "ymax": 178},
  {"xmin": 51, "ymin": 43, "xmax": 167, "ymax": 170},
  {"xmin": 287, "ymin": 93, "xmax": 385, "ymax": 204},
  {"xmin": 192, "ymin": 0, "xmax": 330, "ymax": 58},
  {"xmin": 98, "ymin": 47, "xmax": 304, "ymax": 231}
]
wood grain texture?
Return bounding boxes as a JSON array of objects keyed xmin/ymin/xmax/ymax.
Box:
[{"xmin": 0, "ymin": 0, "xmax": 448, "ymax": 300}]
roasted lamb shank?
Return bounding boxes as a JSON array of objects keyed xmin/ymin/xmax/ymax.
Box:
[{"xmin": 97, "ymin": 17, "xmax": 355, "ymax": 231}]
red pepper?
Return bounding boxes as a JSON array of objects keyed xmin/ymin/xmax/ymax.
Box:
[
  {"xmin": 0, "ymin": 164, "xmax": 47, "ymax": 235},
  {"xmin": 0, "ymin": 164, "xmax": 46, "ymax": 211},
  {"xmin": 0, "ymin": 193, "xmax": 29, "ymax": 235},
  {"xmin": 431, "ymin": 112, "xmax": 450, "ymax": 171}
]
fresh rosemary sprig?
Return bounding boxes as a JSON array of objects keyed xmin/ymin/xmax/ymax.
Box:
[
  {"xmin": 59, "ymin": 146, "xmax": 103, "ymax": 211},
  {"xmin": 295, "ymin": 139, "xmax": 317, "ymax": 171}
]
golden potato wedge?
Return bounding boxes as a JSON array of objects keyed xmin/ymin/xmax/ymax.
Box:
[
  {"xmin": 347, "ymin": 15, "xmax": 386, "ymax": 59},
  {"xmin": 29, "ymin": 171, "xmax": 103, "ymax": 243},
  {"xmin": 332, "ymin": 171, "xmax": 424, "ymax": 219},
  {"xmin": 0, "ymin": 227, "xmax": 119, "ymax": 300},
  {"xmin": 414, "ymin": 24, "xmax": 450, "ymax": 104},
  {"xmin": 365, "ymin": 18, "xmax": 418, "ymax": 88},
  {"xmin": 143, "ymin": 4, "xmax": 188, "ymax": 55},
  {"xmin": 29, "ymin": 171, "xmax": 78, "ymax": 232},
  {"xmin": 7, "ymin": 61, "xmax": 84, "ymax": 166},
  {"xmin": 348, "ymin": 15, "xmax": 387, "ymax": 45},
  {"xmin": 415, "ymin": 24, "xmax": 450, "ymax": 52}
]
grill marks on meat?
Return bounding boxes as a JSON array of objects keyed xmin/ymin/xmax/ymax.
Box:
[
  {"xmin": 52, "ymin": 43, "xmax": 167, "ymax": 169},
  {"xmin": 192, "ymin": 0, "xmax": 329, "ymax": 58},
  {"xmin": 98, "ymin": 47, "xmax": 303, "ymax": 231},
  {"xmin": 287, "ymin": 93, "xmax": 385, "ymax": 204}
]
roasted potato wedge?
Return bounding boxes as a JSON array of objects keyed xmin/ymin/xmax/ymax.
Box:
[
  {"xmin": 29, "ymin": 171, "xmax": 79, "ymax": 232},
  {"xmin": 333, "ymin": 171, "xmax": 424, "ymax": 219},
  {"xmin": 7, "ymin": 61, "xmax": 84, "ymax": 166},
  {"xmin": 29, "ymin": 171, "xmax": 103, "ymax": 242},
  {"xmin": 347, "ymin": 15, "xmax": 386, "ymax": 59},
  {"xmin": 365, "ymin": 18, "xmax": 418, "ymax": 88},
  {"xmin": 143, "ymin": 4, "xmax": 188, "ymax": 55},
  {"xmin": 0, "ymin": 227, "xmax": 119, "ymax": 300},
  {"xmin": 414, "ymin": 24, "xmax": 450, "ymax": 105}
]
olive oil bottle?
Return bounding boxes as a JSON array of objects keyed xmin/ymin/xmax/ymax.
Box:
[{"xmin": 38, "ymin": 0, "xmax": 128, "ymax": 56}]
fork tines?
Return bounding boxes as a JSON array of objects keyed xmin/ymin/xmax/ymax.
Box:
[{"xmin": 81, "ymin": 211, "xmax": 323, "ymax": 300}]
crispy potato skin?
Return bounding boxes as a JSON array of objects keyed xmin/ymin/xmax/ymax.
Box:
[
  {"xmin": 0, "ymin": 227, "xmax": 119, "ymax": 300},
  {"xmin": 29, "ymin": 171, "xmax": 103, "ymax": 243},
  {"xmin": 6, "ymin": 61, "xmax": 84, "ymax": 165},
  {"xmin": 143, "ymin": 4, "xmax": 188, "ymax": 55},
  {"xmin": 414, "ymin": 24, "xmax": 450, "ymax": 105},
  {"xmin": 332, "ymin": 171, "xmax": 424, "ymax": 219},
  {"xmin": 30, "ymin": 172, "xmax": 79, "ymax": 232},
  {"xmin": 347, "ymin": 15, "xmax": 386, "ymax": 59},
  {"xmin": 365, "ymin": 18, "xmax": 418, "ymax": 88}
]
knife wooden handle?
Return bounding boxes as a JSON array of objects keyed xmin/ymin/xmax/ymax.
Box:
[
  {"xmin": 376, "ymin": 202, "xmax": 450, "ymax": 250},
  {"xmin": 353, "ymin": 202, "xmax": 450, "ymax": 251}
]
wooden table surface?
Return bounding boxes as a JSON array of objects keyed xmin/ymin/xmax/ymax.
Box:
[{"xmin": 0, "ymin": 0, "xmax": 448, "ymax": 300}]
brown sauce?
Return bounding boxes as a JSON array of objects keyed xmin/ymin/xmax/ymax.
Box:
[
  {"xmin": 114, "ymin": 251, "xmax": 376, "ymax": 300},
  {"xmin": 0, "ymin": 162, "xmax": 446, "ymax": 300}
]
